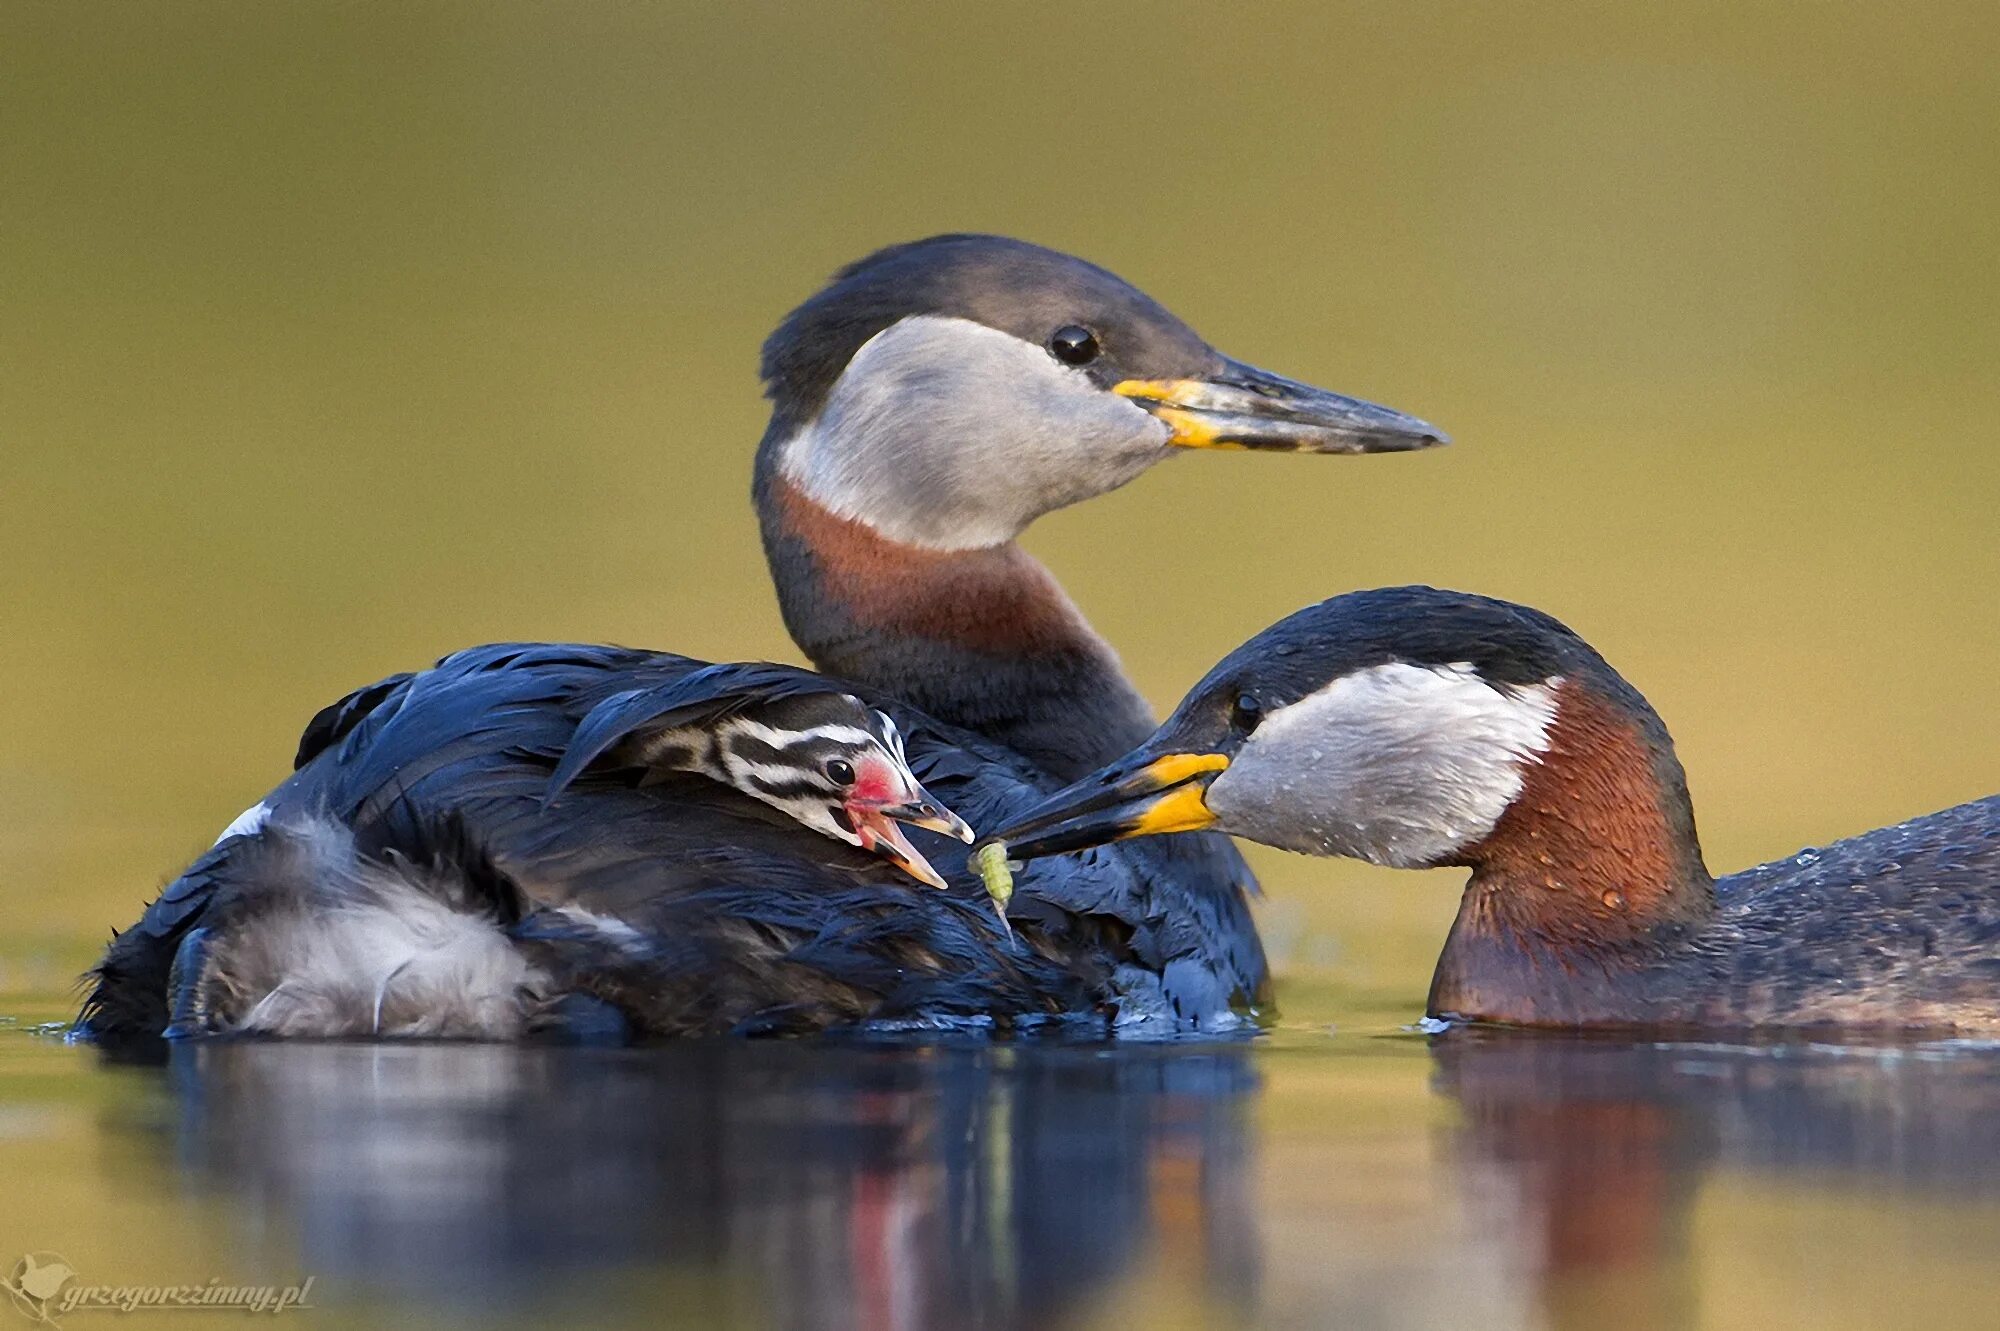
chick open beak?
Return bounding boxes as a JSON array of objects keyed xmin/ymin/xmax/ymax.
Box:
[
  {"xmin": 1116, "ymin": 358, "xmax": 1446, "ymax": 454},
  {"xmin": 985, "ymin": 751, "xmax": 1230, "ymax": 860},
  {"xmin": 848, "ymin": 783, "xmax": 975, "ymax": 890}
]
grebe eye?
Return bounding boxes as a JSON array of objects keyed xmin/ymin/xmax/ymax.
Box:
[
  {"xmin": 1231, "ymin": 694, "xmax": 1263, "ymax": 730},
  {"xmin": 824, "ymin": 759, "xmax": 856, "ymax": 785},
  {"xmin": 1049, "ymin": 325, "xmax": 1100, "ymax": 366}
]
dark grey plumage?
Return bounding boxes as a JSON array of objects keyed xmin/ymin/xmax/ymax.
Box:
[
  {"xmin": 83, "ymin": 646, "xmax": 1264, "ymax": 1043},
  {"xmin": 83, "ymin": 232, "xmax": 1463, "ymax": 1044},
  {"xmin": 1673, "ymin": 795, "xmax": 2000, "ymax": 1029}
]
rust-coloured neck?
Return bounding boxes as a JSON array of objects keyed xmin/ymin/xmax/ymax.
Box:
[
  {"xmin": 1428, "ymin": 682, "xmax": 1713, "ymax": 1024},
  {"xmin": 765, "ymin": 477, "xmax": 1106, "ymax": 657},
  {"xmin": 755, "ymin": 474, "xmax": 1156, "ymax": 780}
]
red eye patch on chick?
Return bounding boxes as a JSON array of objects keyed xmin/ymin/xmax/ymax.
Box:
[{"xmin": 841, "ymin": 750, "xmax": 971, "ymax": 889}]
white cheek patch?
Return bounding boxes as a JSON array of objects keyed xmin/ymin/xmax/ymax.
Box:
[
  {"xmin": 1206, "ymin": 663, "xmax": 1561, "ymax": 867},
  {"xmin": 778, "ymin": 315, "xmax": 1170, "ymax": 550}
]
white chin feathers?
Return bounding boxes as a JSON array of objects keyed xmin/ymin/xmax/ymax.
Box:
[
  {"xmin": 1206, "ymin": 663, "xmax": 1561, "ymax": 867},
  {"xmin": 778, "ymin": 315, "xmax": 1170, "ymax": 550}
]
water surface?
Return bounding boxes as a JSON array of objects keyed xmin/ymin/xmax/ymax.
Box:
[{"xmin": 5, "ymin": 972, "xmax": 1998, "ymax": 1331}]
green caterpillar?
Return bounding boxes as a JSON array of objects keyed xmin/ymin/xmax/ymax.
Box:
[{"xmin": 971, "ymin": 840, "xmax": 1016, "ymax": 940}]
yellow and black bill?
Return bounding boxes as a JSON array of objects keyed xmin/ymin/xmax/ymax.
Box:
[
  {"xmin": 1114, "ymin": 358, "xmax": 1447, "ymax": 455},
  {"xmin": 984, "ymin": 749, "xmax": 1233, "ymax": 861}
]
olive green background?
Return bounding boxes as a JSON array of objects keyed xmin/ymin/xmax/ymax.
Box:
[
  {"xmin": 8, "ymin": 3, "xmax": 1995, "ymax": 975},
  {"xmin": 4, "ymin": 5, "xmax": 2000, "ymax": 1330}
]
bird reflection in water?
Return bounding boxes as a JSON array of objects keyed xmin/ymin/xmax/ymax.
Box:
[
  {"xmin": 1431, "ymin": 1031, "xmax": 2000, "ymax": 1330},
  {"xmin": 146, "ymin": 1037, "xmax": 1262, "ymax": 1329},
  {"xmin": 106, "ymin": 1030, "xmax": 2000, "ymax": 1329}
]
